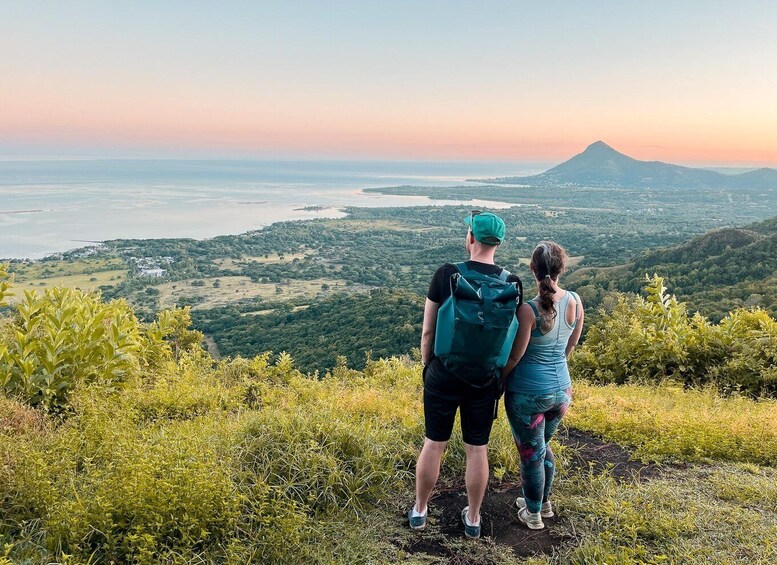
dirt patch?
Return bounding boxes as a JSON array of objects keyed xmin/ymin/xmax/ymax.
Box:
[
  {"xmin": 560, "ymin": 428, "xmax": 670, "ymax": 480},
  {"xmin": 393, "ymin": 481, "xmax": 569, "ymax": 563},
  {"xmin": 397, "ymin": 428, "xmax": 670, "ymax": 562},
  {"xmin": 430, "ymin": 482, "xmax": 569, "ymax": 557}
]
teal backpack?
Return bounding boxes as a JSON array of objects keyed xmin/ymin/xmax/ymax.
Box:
[{"xmin": 434, "ymin": 263, "xmax": 521, "ymax": 386}]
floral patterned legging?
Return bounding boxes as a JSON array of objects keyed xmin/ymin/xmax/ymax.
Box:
[{"xmin": 504, "ymin": 387, "xmax": 572, "ymax": 514}]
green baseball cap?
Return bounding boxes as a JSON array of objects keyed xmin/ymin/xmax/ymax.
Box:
[{"xmin": 464, "ymin": 211, "xmax": 506, "ymax": 245}]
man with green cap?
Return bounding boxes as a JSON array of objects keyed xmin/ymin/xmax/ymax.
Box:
[{"xmin": 408, "ymin": 210, "xmax": 522, "ymax": 539}]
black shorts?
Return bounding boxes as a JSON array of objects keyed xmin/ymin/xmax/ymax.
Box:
[{"xmin": 422, "ymin": 357, "xmax": 499, "ymax": 446}]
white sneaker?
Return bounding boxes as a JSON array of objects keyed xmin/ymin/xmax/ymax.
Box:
[
  {"xmin": 515, "ymin": 497, "xmax": 554, "ymax": 518},
  {"xmin": 517, "ymin": 506, "xmax": 545, "ymax": 530}
]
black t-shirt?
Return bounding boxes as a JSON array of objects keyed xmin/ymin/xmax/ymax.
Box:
[{"xmin": 427, "ymin": 261, "xmax": 523, "ymax": 305}]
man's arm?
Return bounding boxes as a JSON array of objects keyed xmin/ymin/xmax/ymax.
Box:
[{"xmin": 421, "ymin": 298, "xmax": 440, "ymax": 366}]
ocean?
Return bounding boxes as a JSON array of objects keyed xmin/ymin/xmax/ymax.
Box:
[{"xmin": 0, "ymin": 159, "xmax": 544, "ymax": 259}]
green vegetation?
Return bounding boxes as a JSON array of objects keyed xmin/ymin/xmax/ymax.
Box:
[
  {"xmin": 10, "ymin": 167, "xmax": 777, "ymax": 365},
  {"xmin": 2, "ymin": 265, "xmax": 777, "ymax": 563},
  {"xmin": 6, "ymin": 257, "xmax": 126, "ymax": 281},
  {"xmin": 0, "ymin": 288, "xmax": 201, "ymax": 411},
  {"xmin": 59, "ymin": 203, "xmax": 775, "ymax": 365},
  {"xmin": 194, "ymin": 288, "xmax": 423, "ymax": 373},
  {"xmin": 557, "ymin": 462, "xmax": 777, "ymax": 563},
  {"xmin": 0, "ymin": 264, "xmax": 11, "ymax": 306},
  {"xmin": 571, "ymin": 275, "xmax": 777, "ymax": 397}
]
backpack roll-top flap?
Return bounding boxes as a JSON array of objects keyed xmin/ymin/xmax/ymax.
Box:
[
  {"xmin": 452, "ymin": 274, "xmax": 480, "ymax": 301},
  {"xmin": 495, "ymin": 282, "xmax": 519, "ymax": 303}
]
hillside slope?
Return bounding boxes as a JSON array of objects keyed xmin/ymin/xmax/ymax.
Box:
[{"xmin": 570, "ymin": 216, "xmax": 777, "ymax": 320}]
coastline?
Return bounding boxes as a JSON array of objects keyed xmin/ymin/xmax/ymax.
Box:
[{"xmin": 2, "ymin": 191, "xmax": 519, "ymax": 262}]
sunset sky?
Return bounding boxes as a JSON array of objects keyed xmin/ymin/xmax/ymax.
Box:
[{"xmin": 2, "ymin": 1, "xmax": 777, "ymax": 165}]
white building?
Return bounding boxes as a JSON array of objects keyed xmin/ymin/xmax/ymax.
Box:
[{"xmin": 140, "ymin": 268, "xmax": 166, "ymax": 277}]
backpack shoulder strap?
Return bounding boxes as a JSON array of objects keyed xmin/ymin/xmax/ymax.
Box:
[
  {"xmin": 527, "ymin": 299, "xmax": 541, "ymax": 325},
  {"xmin": 457, "ymin": 262, "xmax": 510, "ymax": 281},
  {"xmin": 568, "ymin": 291, "xmax": 581, "ymax": 321}
]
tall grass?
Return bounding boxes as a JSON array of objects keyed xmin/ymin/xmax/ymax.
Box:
[{"xmin": 567, "ymin": 381, "xmax": 777, "ymax": 465}]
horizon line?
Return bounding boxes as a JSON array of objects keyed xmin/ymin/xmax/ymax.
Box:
[{"xmin": 1, "ymin": 154, "xmax": 775, "ymax": 170}]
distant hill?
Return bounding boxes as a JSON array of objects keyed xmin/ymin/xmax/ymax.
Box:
[
  {"xmin": 569, "ymin": 214, "xmax": 777, "ymax": 321},
  {"xmin": 478, "ymin": 141, "xmax": 777, "ymax": 189}
]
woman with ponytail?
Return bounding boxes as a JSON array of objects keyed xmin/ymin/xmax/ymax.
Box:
[{"xmin": 501, "ymin": 241, "xmax": 584, "ymax": 530}]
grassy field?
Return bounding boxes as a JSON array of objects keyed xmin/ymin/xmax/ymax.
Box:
[
  {"xmin": 153, "ymin": 275, "xmax": 350, "ymax": 310},
  {"xmin": 567, "ymin": 382, "xmax": 777, "ymax": 465},
  {"xmin": 212, "ymin": 252, "xmax": 309, "ymax": 270},
  {"xmin": 8, "ymin": 270, "xmax": 127, "ymax": 302},
  {"xmin": 7, "ymin": 257, "xmax": 126, "ymax": 280},
  {"xmin": 5, "ymin": 258, "xmax": 128, "ymax": 304}
]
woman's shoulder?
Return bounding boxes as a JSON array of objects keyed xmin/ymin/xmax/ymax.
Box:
[{"xmin": 518, "ymin": 301, "xmax": 539, "ymax": 320}]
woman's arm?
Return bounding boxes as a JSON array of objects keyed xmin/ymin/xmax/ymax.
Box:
[
  {"xmin": 565, "ymin": 295, "xmax": 585, "ymax": 357},
  {"xmin": 500, "ymin": 303, "xmax": 535, "ymax": 378},
  {"xmin": 420, "ymin": 298, "xmax": 440, "ymax": 366}
]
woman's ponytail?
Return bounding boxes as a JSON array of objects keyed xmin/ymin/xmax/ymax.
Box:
[{"xmin": 530, "ymin": 241, "xmax": 568, "ymax": 332}]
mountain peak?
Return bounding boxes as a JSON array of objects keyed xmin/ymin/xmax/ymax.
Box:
[
  {"xmin": 585, "ymin": 140, "xmax": 615, "ymax": 152},
  {"xmin": 478, "ymin": 141, "xmax": 777, "ymax": 189}
]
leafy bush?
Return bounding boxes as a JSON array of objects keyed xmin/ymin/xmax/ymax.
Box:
[
  {"xmin": 0, "ymin": 264, "xmax": 12, "ymax": 307},
  {"xmin": 571, "ymin": 275, "xmax": 777, "ymax": 397},
  {"xmin": 0, "ymin": 287, "xmax": 142, "ymax": 409},
  {"xmin": 0, "ymin": 273, "xmax": 202, "ymax": 410}
]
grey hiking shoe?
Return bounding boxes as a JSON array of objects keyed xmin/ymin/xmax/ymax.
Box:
[
  {"xmin": 461, "ymin": 506, "xmax": 481, "ymax": 539},
  {"xmin": 408, "ymin": 506, "xmax": 427, "ymax": 531},
  {"xmin": 515, "ymin": 496, "xmax": 554, "ymax": 518},
  {"xmin": 517, "ymin": 506, "xmax": 545, "ymax": 530}
]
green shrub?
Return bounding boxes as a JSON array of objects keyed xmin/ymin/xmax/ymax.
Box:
[
  {"xmin": 0, "ymin": 263, "xmax": 12, "ymax": 307},
  {"xmin": 0, "ymin": 287, "xmax": 142, "ymax": 409},
  {"xmin": 711, "ymin": 308, "xmax": 777, "ymax": 395},
  {"xmin": 571, "ymin": 275, "xmax": 777, "ymax": 397},
  {"xmin": 0, "ymin": 278, "xmax": 201, "ymax": 410}
]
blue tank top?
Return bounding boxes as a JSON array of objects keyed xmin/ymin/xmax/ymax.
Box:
[{"xmin": 506, "ymin": 291, "xmax": 579, "ymax": 395}]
